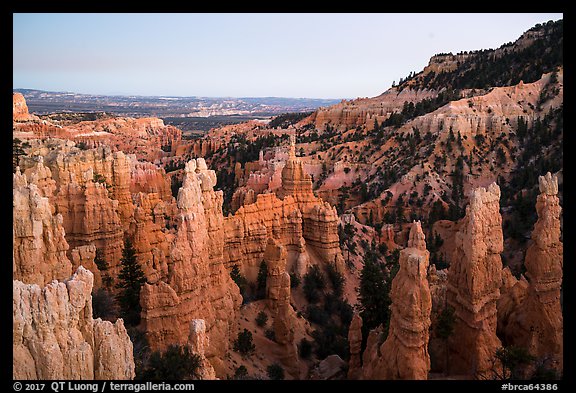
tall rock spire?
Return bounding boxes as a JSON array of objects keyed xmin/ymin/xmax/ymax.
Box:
[
  {"xmin": 362, "ymin": 221, "xmax": 432, "ymax": 379},
  {"xmin": 289, "ymin": 132, "xmax": 296, "ymax": 159},
  {"xmin": 447, "ymin": 183, "xmax": 503, "ymax": 378},
  {"xmin": 500, "ymin": 172, "xmax": 563, "ymax": 373}
]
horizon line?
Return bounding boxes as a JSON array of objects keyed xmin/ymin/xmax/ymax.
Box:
[{"xmin": 13, "ymin": 87, "xmax": 354, "ymax": 102}]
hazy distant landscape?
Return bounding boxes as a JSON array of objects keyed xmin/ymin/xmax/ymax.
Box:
[{"xmin": 14, "ymin": 88, "xmax": 341, "ymax": 133}]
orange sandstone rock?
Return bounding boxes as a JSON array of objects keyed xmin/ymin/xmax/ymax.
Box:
[
  {"xmin": 13, "ymin": 169, "xmax": 72, "ymax": 287},
  {"xmin": 13, "ymin": 267, "xmax": 134, "ymax": 380},
  {"xmin": 363, "ymin": 221, "xmax": 432, "ymax": 380},
  {"xmin": 347, "ymin": 312, "xmax": 363, "ymax": 379},
  {"xmin": 447, "ymin": 183, "xmax": 503, "ymax": 378},
  {"xmin": 13, "ymin": 93, "xmax": 38, "ymax": 122},
  {"xmin": 140, "ymin": 159, "xmax": 241, "ymax": 377},
  {"xmin": 187, "ymin": 319, "xmax": 217, "ymax": 380},
  {"xmin": 500, "ymin": 173, "xmax": 563, "ymax": 372}
]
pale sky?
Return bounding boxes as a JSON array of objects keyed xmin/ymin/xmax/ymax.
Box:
[{"xmin": 13, "ymin": 13, "xmax": 563, "ymax": 99}]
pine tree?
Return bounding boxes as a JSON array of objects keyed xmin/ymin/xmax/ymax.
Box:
[
  {"xmin": 435, "ymin": 305, "xmax": 456, "ymax": 375},
  {"xmin": 95, "ymin": 248, "xmax": 113, "ymax": 289},
  {"xmin": 230, "ymin": 264, "xmax": 248, "ymax": 298},
  {"xmin": 233, "ymin": 329, "xmax": 256, "ymax": 357},
  {"xmin": 116, "ymin": 238, "xmax": 146, "ymax": 326},
  {"xmin": 256, "ymin": 260, "xmax": 268, "ymax": 299},
  {"xmin": 358, "ymin": 250, "xmax": 390, "ymax": 337},
  {"xmin": 13, "ymin": 138, "xmax": 30, "ymax": 172}
]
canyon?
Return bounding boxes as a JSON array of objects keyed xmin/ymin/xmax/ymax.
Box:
[{"xmin": 12, "ymin": 19, "xmax": 563, "ymax": 381}]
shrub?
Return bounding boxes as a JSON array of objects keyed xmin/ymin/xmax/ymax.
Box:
[
  {"xmin": 264, "ymin": 329, "xmax": 276, "ymax": 342},
  {"xmin": 311, "ymin": 326, "xmax": 349, "ymax": 360},
  {"xmin": 233, "ymin": 365, "xmax": 249, "ymax": 380},
  {"xmin": 306, "ymin": 305, "xmax": 330, "ymax": 326},
  {"xmin": 233, "ymin": 329, "xmax": 256, "ymax": 356},
  {"xmin": 92, "ymin": 288, "xmax": 118, "ymax": 322},
  {"xmin": 435, "ymin": 305, "xmax": 455, "ymax": 340},
  {"xmin": 230, "ymin": 264, "xmax": 248, "ymax": 299},
  {"xmin": 129, "ymin": 327, "xmax": 150, "ymax": 380},
  {"xmin": 322, "ymin": 293, "xmax": 354, "ymax": 326},
  {"xmin": 495, "ymin": 346, "xmax": 536, "ymax": 380},
  {"xmin": 256, "ymin": 261, "xmax": 268, "ymax": 299},
  {"xmin": 298, "ymin": 338, "xmax": 312, "ymax": 359},
  {"xmin": 115, "ymin": 238, "xmax": 146, "ymax": 326},
  {"xmin": 256, "ymin": 311, "xmax": 268, "ymax": 327},
  {"xmin": 76, "ymin": 141, "xmax": 89, "ymax": 150},
  {"xmin": 139, "ymin": 344, "xmax": 201, "ymax": 380},
  {"xmin": 95, "ymin": 248, "xmax": 113, "ymax": 288},
  {"xmin": 267, "ymin": 363, "xmax": 285, "ymax": 380},
  {"xmin": 303, "ymin": 265, "xmax": 326, "ymax": 303},
  {"xmin": 326, "ymin": 263, "xmax": 345, "ymax": 297},
  {"xmin": 289, "ymin": 272, "xmax": 301, "ymax": 288}
]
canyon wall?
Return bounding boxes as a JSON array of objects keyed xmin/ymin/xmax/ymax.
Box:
[
  {"xmin": 311, "ymin": 88, "xmax": 439, "ymax": 131},
  {"xmin": 13, "ymin": 168, "xmax": 72, "ymax": 287}
]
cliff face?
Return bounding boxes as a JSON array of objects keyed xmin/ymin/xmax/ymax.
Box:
[
  {"xmin": 12, "ymin": 94, "xmax": 181, "ymax": 161},
  {"xmin": 140, "ymin": 159, "xmax": 241, "ymax": 376},
  {"xmin": 224, "ymin": 193, "xmax": 306, "ymax": 282},
  {"xmin": 499, "ymin": 173, "xmax": 563, "ymax": 371},
  {"xmin": 19, "ymin": 143, "xmax": 133, "ymax": 278},
  {"xmin": 129, "ymin": 192, "xmax": 171, "ymax": 284},
  {"xmin": 310, "ymin": 88, "xmax": 438, "ymax": 131},
  {"xmin": 363, "ymin": 221, "xmax": 432, "ymax": 380},
  {"xmin": 13, "ymin": 93, "xmax": 39, "ymax": 122},
  {"xmin": 17, "ymin": 139, "xmax": 182, "ymax": 290},
  {"xmin": 129, "ymin": 157, "xmax": 173, "ymax": 203},
  {"xmin": 13, "ymin": 169, "xmax": 72, "ymax": 287},
  {"xmin": 223, "ymin": 140, "xmax": 343, "ymax": 290},
  {"xmin": 447, "ymin": 183, "xmax": 503, "ymax": 377},
  {"xmin": 277, "ymin": 139, "xmax": 345, "ymax": 272},
  {"xmin": 13, "ymin": 267, "xmax": 134, "ymax": 380}
]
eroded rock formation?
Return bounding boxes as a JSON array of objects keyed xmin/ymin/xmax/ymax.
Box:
[
  {"xmin": 13, "ymin": 96, "xmax": 182, "ymax": 161},
  {"xmin": 447, "ymin": 183, "xmax": 503, "ymax": 378},
  {"xmin": 129, "ymin": 192, "xmax": 171, "ymax": 284},
  {"xmin": 13, "ymin": 267, "xmax": 134, "ymax": 380},
  {"xmin": 13, "ymin": 168, "xmax": 72, "ymax": 287},
  {"xmin": 187, "ymin": 319, "xmax": 217, "ymax": 380},
  {"xmin": 140, "ymin": 159, "xmax": 241, "ymax": 376},
  {"xmin": 347, "ymin": 313, "xmax": 363, "ymax": 379},
  {"xmin": 70, "ymin": 244, "xmax": 101, "ymax": 288},
  {"xmin": 223, "ymin": 193, "xmax": 308, "ymax": 282},
  {"xmin": 13, "ymin": 92, "xmax": 39, "ymax": 122},
  {"xmin": 363, "ymin": 221, "xmax": 431, "ymax": 380},
  {"xmin": 277, "ymin": 136, "xmax": 345, "ymax": 272},
  {"xmin": 264, "ymin": 238, "xmax": 299, "ymax": 377},
  {"xmin": 18, "ymin": 143, "xmax": 132, "ymax": 277},
  {"xmin": 129, "ymin": 157, "xmax": 173, "ymax": 203},
  {"xmin": 309, "ymin": 88, "xmax": 438, "ymax": 131},
  {"xmin": 499, "ymin": 173, "xmax": 563, "ymax": 372}
]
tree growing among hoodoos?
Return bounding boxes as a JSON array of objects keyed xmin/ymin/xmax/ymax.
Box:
[{"xmin": 116, "ymin": 238, "xmax": 146, "ymax": 326}]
